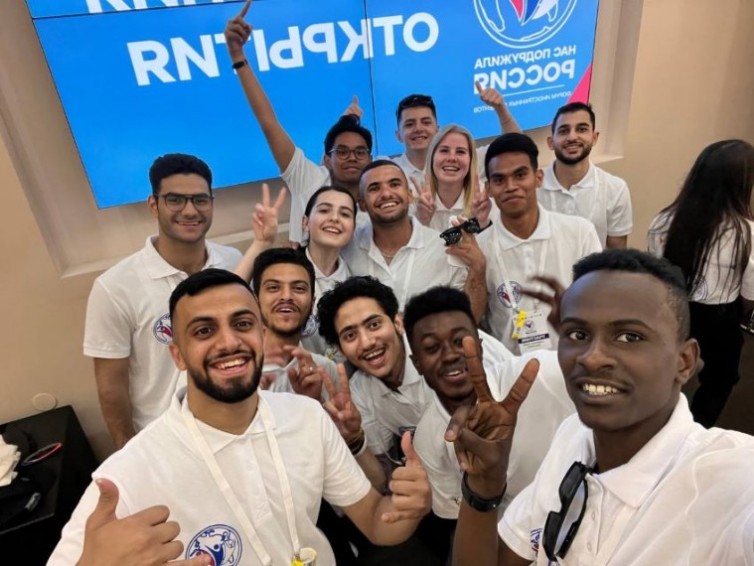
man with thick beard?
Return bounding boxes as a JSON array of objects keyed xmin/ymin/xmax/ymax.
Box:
[
  {"xmin": 537, "ymin": 102, "xmax": 633, "ymax": 249},
  {"xmin": 50, "ymin": 269, "xmax": 432, "ymax": 565}
]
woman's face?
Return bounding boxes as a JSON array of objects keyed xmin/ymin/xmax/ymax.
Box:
[
  {"xmin": 304, "ymin": 190, "xmax": 356, "ymax": 250},
  {"xmin": 432, "ymin": 132, "xmax": 472, "ymax": 187}
]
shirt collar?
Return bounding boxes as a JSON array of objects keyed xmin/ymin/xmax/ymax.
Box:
[
  {"xmin": 359, "ymin": 216, "xmax": 425, "ymax": 252},
  {"xmin": 143, "ymin": 236, "xmax": 218, "ymax": 280},
  {"xmin": 543, "ymin": 161, "xmax": 596, "ymax": 192},
  {"xmin": 492, "ymin": 205, "xmax": 552, "ymax": 250}
]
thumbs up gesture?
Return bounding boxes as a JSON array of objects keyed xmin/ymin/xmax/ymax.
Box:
[
  {"xmin": 77, "ymin": 479, "xmax": 209, "ymax": 566},
  {"xmin": 381, "ymin": 431, "xmax": 432, "ymax": 523},
  {"xmin": 342, "ymin": 95, "xmax": 364, "ymax": 119}
]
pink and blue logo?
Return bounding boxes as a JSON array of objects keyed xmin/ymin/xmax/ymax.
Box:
[
  {"xmin": 152, "ymin": 313, "xmax": 172, "ymax": 345},
  {"xmin": 474, "ymin": 0, "xmax": 579, "ymax": 48}
]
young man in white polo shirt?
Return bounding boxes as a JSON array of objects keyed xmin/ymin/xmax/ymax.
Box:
[
  {"xmin": 403, "ymin": 286, "xmax": 574, "ymax": 525},
  {"xmin": 224, "ymin": 2, "xmax": 373, "ymax": 243},
  {"xmin": 316, "ymin": 276, "xmax": 512, "ymax": 457},
  {"xmin": 84, "ymin": 153, "xmax": 241, "ymax": 449},
  {"xmin": 53, "ymin": 269, "xmax": 432, "ymax": 566},
  {"xmin": 343, "ymin": 160, "xmax": 489, "ymax": 319},
  {"xmin": 478, "ymin": 133, "xmax": 601, "ymax": 354},
  {"xmin": 538, "ymin": 102, "xmax": 633, "ymax": 249},
  {"xmin": 449, "ymin": 250, "xmax": 754, "ymax": 566}
]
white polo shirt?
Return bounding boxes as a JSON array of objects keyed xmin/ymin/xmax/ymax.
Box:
[
  {"xmin": 49, "ymin": 390, "xmax": 371, "ymax": 566},
  {"xmin": 343, "ymin": 216, "xmax": 467, "ymax": 309},
  {"xmin": 351, "ymin": 332, "xmax": 513, "ymax": 455},
  {"xmin": 478, "ymin": 206, "xmax": 602, "ymax": 352},
  {"xmin": 499, "ymin": 395, "xmax": 754, "ymax": 565},
  {"xmin": 414, "ymin": 350, "xmax": 575, "ymax": 519},
  {"xmin": 83, "ymin": 237, "xmax": 242, "ymax": 431},
  {"xmin": 539, "ymin": 162, "xmax": 633, "ymax": 247},
  {"xmin": 301, "ymin": 248, "xmax": 350, "ymax": 361},
  {"xmin": 282, "ymin": 147, "xmax": 369, "ymax": 243},
  {"xmin": 647, "ymin": 211, "xmax": 754, "ymax": 304}
]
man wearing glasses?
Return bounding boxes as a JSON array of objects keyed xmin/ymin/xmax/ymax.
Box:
[
  {"xmin": 83, "ymin": 153, "xmax": 242, "ymax": 449},
  {"xmin": 224, "ymin": 3, "xmax": 373, "ymax": 244},
  {"xmin": 448, "ymin": 249, "xmax": 754, "ymax": 565}
]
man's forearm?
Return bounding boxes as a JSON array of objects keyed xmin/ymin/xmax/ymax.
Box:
[
  {"xmin": 453, "ymin": 500, "xmax": 502, "ymax": 566},
  {"xmin": 465, "ymin": 265, "xmax": 489, "ymax": 325},
  {"xmin": 98, "ymin": 393, "xmax": 135, "ymax": 449}
]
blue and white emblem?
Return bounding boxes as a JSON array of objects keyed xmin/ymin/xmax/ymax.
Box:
[
  {"xmin": 496, "ymin": 280, "xmax": 522, "ymax": 308},
  {"xmin": 473, "ymin": 0, "xmax": 578, "ymax": 49},
  {"xmin": 301, "ymin": 314, "xmax": 318, "ymax": 338},
  {"xmin": 186, "ymin": 524, "xmax": 243, "ymax": 565},
  {"xmin": 153, "ymin": 313, "xmax": 172, "ymax": 345}
]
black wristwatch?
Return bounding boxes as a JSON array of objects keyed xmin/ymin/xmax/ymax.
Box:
[{"xmin": 461, "ymin": 472, "xmax": 505, "ymax": 512}]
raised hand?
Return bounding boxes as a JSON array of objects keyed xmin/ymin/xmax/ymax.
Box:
[
  {"xmin": 470, "ymin": 173, "xmax": 492, "ymax": 229},
  {"xmin": 382, "ymin": 431, "xmax": 432, "ymax": 523},
  {"xmin": 445, "ymin": 222, "xmax": 486, "ymax": 272},
  {"xmin": 445, "ymin": 337, "xmax": 539, "ymax": 498},
  {"xmin": 342, "ymin": 95, "xmax": 364, "ymax": 118},
  {"xmin": 252, "ymin": 183, "xmax": 286, "ymax": 244},
  {"xmin": 520, "ymin": 275, "xmax": 567, "ymax": 331},
  {"xmin": 224, "ymin": 0, "xmax": 253, "ymax": 58},
  {"xmin": 475, "ymin": 80, "xmax": 505, "ymax": 111},
  {"xmin": 322, "ymin": 363, "xmax": 362, "ymax": 443},
  {"xmin": 412, "ymin": 177, "xmax": 436, "ymax": 226},
  {"xmin": 77, "ymin": 479, "xmax": 209, "ymax": 566},
  {"xmin": 285, "ymin": 346, "xmax": 324, "ymax": 401}
]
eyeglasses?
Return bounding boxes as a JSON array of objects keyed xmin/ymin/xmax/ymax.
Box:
[
  {"xmin": 158, "ymin": 193, "xmax": 214, "ymax": 211},
  {"xmin": 439, "ymin": 217, "xmax": 482, "ymax": 246},
  {"xmin": 542, "ymin": 461, "xmax": 591, "ymax": 561},
  {"xmin": 328, "ymin": 146, "xmax": 371, "ymax": 160}
]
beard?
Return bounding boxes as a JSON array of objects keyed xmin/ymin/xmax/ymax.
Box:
[
  {"xmin": 262, "ymin": 305, "xmax": 313, "ymax": 339},
  {"xmin": 554, "ymin": 142, "xmax": 593, "ymax": 166},
  {"xmin": 189, "ymin": 355, "xmax": 263, "ymax": 404}
]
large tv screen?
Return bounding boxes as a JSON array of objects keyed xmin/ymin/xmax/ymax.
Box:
[{"xmin": 27, "ymin": 0, "xmax": 599, "ymax": 208}]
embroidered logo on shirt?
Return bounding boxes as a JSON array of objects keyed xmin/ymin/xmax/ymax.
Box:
[
  {"xmin": 530, "ymin": 527, "xmax": 542, "ymax": 554},
  {"xmin": 153, "ymin": 313, "xmax": 172, "ymax": 345},
  {"xmin": 301, "ymin": 314, "xmax": 318, "ymax": 338},
  {"xmin": 186, "ymin": 524, "xmax": 243, "ymax": 565},
  {"xmin": 496, "ymin": 281, "xmax": 522, "ymax": 308}
]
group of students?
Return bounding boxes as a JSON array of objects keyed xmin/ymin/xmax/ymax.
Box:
[{"xmin": 55, "ymin": 0, "xmax": 754, "ymax": 564}]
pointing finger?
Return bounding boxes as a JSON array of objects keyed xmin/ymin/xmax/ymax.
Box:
[{"xmin": 238, "ymin": 0, "xmax": 252, "ymax": 19}]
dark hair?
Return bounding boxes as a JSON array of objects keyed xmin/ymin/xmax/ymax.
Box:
[
  {"xmin": 169, "ymin": 268, "xmax": 251, "ymax": 323},
  {"xmin": 324, "ymin": 115, "xmax": 373, "ymax": 155},
  {"xmin": 303, "ymin": 185, "xmax": 357, "ymax": 218},
  {"xmin": 149, "ymin": 153, "xmax": 213, "ymax": 196},
  {"xmin": 572, "ymin": 249, "xmax": 691, "ymax": 340},
  {"xmin": 358, "ymin": 159, "xmax": 409, "ymax": 195},
  {"xmin": 551, "ymin": 102, "xmax": 596, "ymax": 133},
  {"xmin": 250, "ymin": 248, "xmax": 316, "ymax": 297},
  {"xmin": 484, "ymin": 133, "xmax": 539, "ymax": 178},
  {"xmin": 317, "ymin": 276, "xmax": 399, "ymax": 345},
  {"xmin": 660, "ymin": 140, "xmax": 754, "ymax": 298},
  {"xmin": 395, "ymin": 93, "xmax": 437, "ymax": 124},
  {"xmin": 403, "ymin": 287, "xmax": 476, "ymax": 348}
]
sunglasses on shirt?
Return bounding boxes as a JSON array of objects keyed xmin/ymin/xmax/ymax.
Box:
[{"xmin": 542, "ymin": 461, "xmax": 591, "ymax": 561}]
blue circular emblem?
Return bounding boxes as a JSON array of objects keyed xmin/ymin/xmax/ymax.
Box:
[
  {"xmin": 496, "ymin": 280, "xmax": 522, "ymax": 308},
  {"xmin": 473, "ymin": 0, "xmax": 579, "ymax": 49},
  {"xmin": 186, "ymin": 524, "xmax": 243, "ymax": 566},
  {"xmin": 301, "ymin": 314, "xmax": 318, "ymax": 338},
  {"xmin": 152, "ymin": 313, "xmax": 173, "ymax": 345}
]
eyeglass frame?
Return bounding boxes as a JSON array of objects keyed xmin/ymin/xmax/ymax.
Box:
[
  {"xmin": 439, "ymin": 217, "xmax": 482, "ymax": 246},
  {"xmin": 327, "ymin": 146, "xmax": 371, "ymax": 161},
  {"xmin": 542, "ymin": 461, "xmax": 591, "ymax": 561},
  {"xmin": 155, "ymin": 192, "xmax": 215, "ymax": 212}
]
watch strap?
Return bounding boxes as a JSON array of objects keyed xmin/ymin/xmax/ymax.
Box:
[{"xmin": 461, "ymin": 472, "xmax": 505, "ymax": 512}]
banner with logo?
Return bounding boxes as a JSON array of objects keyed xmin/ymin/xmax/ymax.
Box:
[{"xmin": 28, "ymin": 0, "xmax": 599, "ymax": 208}]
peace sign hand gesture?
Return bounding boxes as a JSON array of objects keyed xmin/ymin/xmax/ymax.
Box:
[
  {"xmin": 322, "ymin": 363, "xmax": 363, "ymax": 444},
  {"xmin": 252, "ymin": 183, "xmax": 286, "ymax": 244},
  {"xmin": 412, "ymin": 177, "xmax": 436, "ymax": 226},
  {"xmin": 445, "ymin": 336, "xmax": 539, "ymax": 498}
]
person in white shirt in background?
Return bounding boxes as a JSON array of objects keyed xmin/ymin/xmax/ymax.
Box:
[
  {"xmin": 84, "ymin": 153, "xmax": 242, "ymax": 449},
  {"xmin": 538, "ymin": 102, "xmax": 633, "ymax": 249},
  {"xmin": 648, "ymin": 139, "xmax": 754, "ymax": 428},
  {"xmin": 404, "ymin": 286, "xmax": 574, "ymax": 538},
  {"xmin": 224, "ymin": 0, "xmax": 373, "ymax": 243},
  {"xmin": 477, "ymin": 133, "xmax": 601, "ymax": 354},
  {"xmin": 51, "ymin": 268, "xmax": 432, "ymax": 566},
  {"xmin": 449, "ymin": 249, "xmax": 754, "ymax": 566}
]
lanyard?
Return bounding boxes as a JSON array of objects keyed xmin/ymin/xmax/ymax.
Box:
[
  {"xmin": 492, "ymin": 225, "xmax": 550, "ymax": 312},
  {"xmin": 182, "ymin": 397, "xmax": 301, "ymax": 565}
]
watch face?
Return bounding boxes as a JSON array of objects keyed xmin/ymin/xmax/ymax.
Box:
[{"xmin": 440, "ymin": 226, "xmax": 462, "ymax": 246}]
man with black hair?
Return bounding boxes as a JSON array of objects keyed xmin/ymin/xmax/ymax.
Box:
[
  {"xmin": 84, "ymin": 153, "xmax": 241, "ymax": 449},
  {"xmin": 449, "ymin": 249, "xmax": 754, "ymax": 566},
  {"xmin": 538, "ymin": 102, "xmax": 633, "ymax": 249},
  {"xmin": 225, "ymin": 1, "xmax": 373, "ymax": 243},
  {"xmin": 403, "ymin": 286, "xmax": 573, "ymax": 524},
  {"xmin": 53, "ymin": 269, "xmax": 432, "ymax": 566},
  {"xmin": 478, "ymin": 132, "xmax": 601, "ymax": 353}
]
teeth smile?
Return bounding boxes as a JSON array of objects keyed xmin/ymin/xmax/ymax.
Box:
[
  {"xmin": 363, "ymin": 349, "xmax": 384, "ymax": 360},
  {"xmin": 582, "ymin": 383, "xmax": 620, "ymax": 395},
  {"xmin": 216, "ymin": 358, "xmax": 246, "ymax": 370}
]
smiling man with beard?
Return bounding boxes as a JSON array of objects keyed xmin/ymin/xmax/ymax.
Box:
[
  {"xmin": 249, "ymin": 248, "xmax": 338, "ymax": 400},
  {"xmin": 537, "ymin": 102, "xmax": 633, "ymax": 249},
  {"xmin": 51, "ymin": 269, "xmax": 433, "ymax": 566}
]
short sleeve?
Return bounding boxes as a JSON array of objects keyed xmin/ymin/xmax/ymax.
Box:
[
  {"xmin": 607, "ymin": 179, "xmax": 633, "ymax": 237},
  {"xmin": 83, "ymin": 278, "xmax": 132, "ymax": 359},
  {"xmin": 320, "ymin": 409, "xmax": 372, "ymax": 508},
  {"xmin": 350, "ymin": 376, "xmax": 395, "ymax": 455}
]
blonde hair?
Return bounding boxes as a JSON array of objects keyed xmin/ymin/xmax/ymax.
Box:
[{"xmin": 424, "ymin": 124, "xmax": 478, "ymax": 217}]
